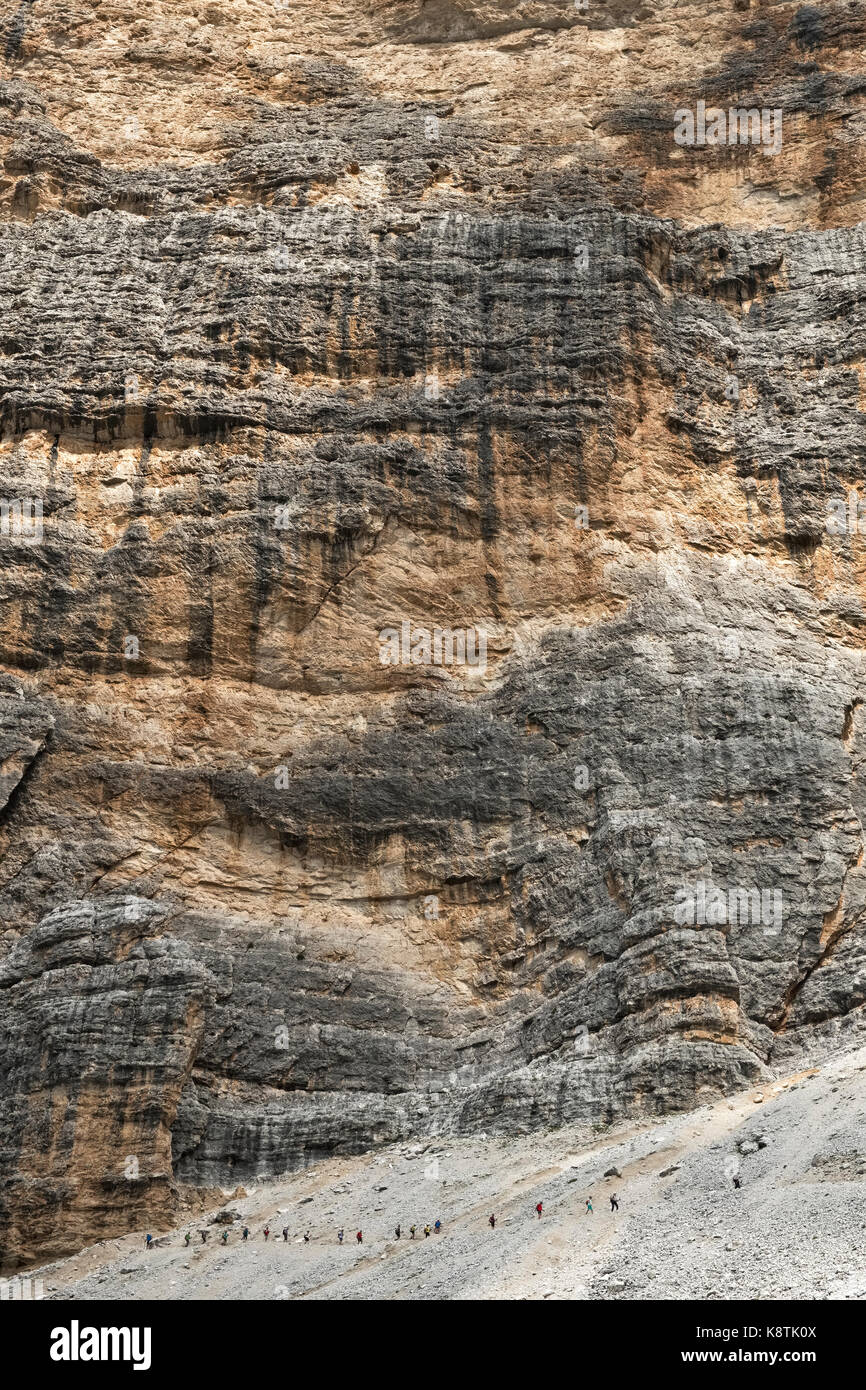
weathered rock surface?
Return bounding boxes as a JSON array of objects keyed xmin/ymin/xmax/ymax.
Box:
[
  {"xmin": 2, "ymin": 0, "xmax": 866, "ymax": 1269},
  {"xmin": 27, "ymin": 1047, "xmax": 866, "ymax": 1302}
]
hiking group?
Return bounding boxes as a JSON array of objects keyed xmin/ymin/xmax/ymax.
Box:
[{"xmin": 148, "ymin": 1191, "xmax": 622, "ymax": 1250}]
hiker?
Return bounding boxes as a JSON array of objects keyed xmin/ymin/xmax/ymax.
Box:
[
  {"xmin": 585, "ymin": 1198, "xmax": 593, "ymax": 1215},
  {"xmin": 263, "ymin": 1226, "xmax": 270, "ymax": 1240},
  {"xmin": 145, "ymin": 1233, "xmax": 153, "ymax": 1251},
  {"xmin": 338, "ymin": 1229, "xmax": 344, "ymax": 1244},
  {"xmin": 733, "ymin": 1175, "xmax": 742, "ymax": 1190},
  {"xmin": 242, "ymin": 1227, "xmax": 249, "ymax": 1241},
  {"xmin": 424, "ymin": 1225, "xmax": 431, "ymax": 1238},
  {"xmin": 184, "ymin": 1231, "xmax": 191, "ymax": 1247},
  {"xmin": 535, "ymin": 1202, "xmax": 543, "ymax": 1219},
  {"xmin": 221, "ymin": 1230, "xmax": 229, "ymax": 1245},
  {"xmin": 410, "ymin": 1224, "xmax": 416, "ymax": 1239},
  {"xmin": 282, "ymin": 1226, "xmax": 289, "ymax": 1242},
  {"xmin": 610, "ymin": 1193, "xmax": 619, "ymax": 1213},
  {"xmin": 395, "ymin": 1224, "xmax": 401, "ymax": 1240},
  {"xmin": 356, "ymin": 1230, "xmax": 363, "ymax": 1244},
  {"xmin": 303, "ymin": 1231, "xmax": 310, "ymax": 1244},
  {"xmin": 200, "ymin": 1230, "xmax": 208, "ymax": 1244},
  {"xmin": 434, "ymin": 1219, "xmax": 441, "ymax": 1234},
  {"xmin": 488, "ymin": 1214, "xmax": 496, "ymax": 1230}
]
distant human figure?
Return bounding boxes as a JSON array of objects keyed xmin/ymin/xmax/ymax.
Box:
[
  {"xmin": 410, "ymin": 1225, "xmax": 416, "ymax": 1239},
  {"xmin": 145, "ymin": 1234, "xmax": 153, "ymax": 1251},
  {"xmin": 610, "ymin": 1194, "xmax": 619, "ymax": 1213},
  {"xmin": 395, "ymin": 1225, "xmax": 401, "ymax": 1240},
  {"xmin": 535, "ymin": 1202, "xmax": 543, "ymax": 1219},
  {"xmin": 338, "ymin": 1229, "xmax": 344, "ymax": 1244},
  {"xmin": 733, "ymin": 1175, "xmax": 742, "ymax": 1190},
  {"xmin": 242, "ymin": 1227, "xmax": 249, "ymax": 1241},
  {"xmin": 585, "ymin": 1198, "xmax": 593, "ymax": 1215},
  {"xmin": 184, "ymin": 1231, "xmax": 191, "ymax": 1247},
  {"xmin": 221, "ymin": 1230, "xmax": 229, "ymax": 1244},
  {"xmin": 200, "ymin": 1230, "xmax": 208, "ymax": 1244},
  {"xmin": 488, "ymin": 1214, "xmax": 496, "ymax": 1230},
  {"xmin": 424, "ymin": 1225, "xmax": 431, "ymax": 1238},
  {"xmin": 434, "ymin": 1219, "xmax": 441, "ymax": 1234},
  {"xmin": 283, "ymin": 1226, "xmax": 289, "ymax": 1242},
  {"xmin": 356, "ymin": 1230, "xmax": 363, "ymax": 1244},
  {"xmin": 263, "ymin": 1226, "xmax": 270, "ymax": 1240},
  {"xmin": 303, "ymin": 1231, "xmax": 310, "ymax": 1244}
]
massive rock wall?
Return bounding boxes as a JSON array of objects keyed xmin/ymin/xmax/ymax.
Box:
[{"xmin": 2, "ymin": 0, "xmax": 866, "ymax": 1269}]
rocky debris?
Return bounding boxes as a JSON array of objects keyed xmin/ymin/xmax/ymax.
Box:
[
  {"xmin": 809, "ymin": 1151, "xmax": 866, "ymax": 1179},
  {"xmin": 29, "ymin": 1048, "xmax": 866, "ymax": 1302}
]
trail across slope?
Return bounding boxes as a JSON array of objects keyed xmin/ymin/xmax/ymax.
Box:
[{"xmin": 34, "ymin": 1046, "xmax": 866, "ymax": 1301}]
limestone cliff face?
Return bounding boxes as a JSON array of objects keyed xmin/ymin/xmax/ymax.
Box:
[{"xmin": 2, "ymin": 0, "xmax": 866, "ymax": 1270}]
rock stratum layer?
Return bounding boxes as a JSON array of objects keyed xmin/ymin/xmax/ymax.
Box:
[{"xmin": 2, "ymin": 0, "xmax": 866, "ymax": 1271}]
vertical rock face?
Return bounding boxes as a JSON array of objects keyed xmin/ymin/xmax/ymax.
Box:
[
  {"xmin": 2, "ymin": 0, "xmax": 866, "ymax": 1268},
  {"xmin": 0, "ymin": 898, "xmax": 224, "ymax": 1259}
]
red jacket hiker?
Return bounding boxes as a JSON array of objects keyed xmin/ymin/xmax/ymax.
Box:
[{"xmin": 535, "ymin": 1203, "xmax": 543, "ymax": 1218}]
